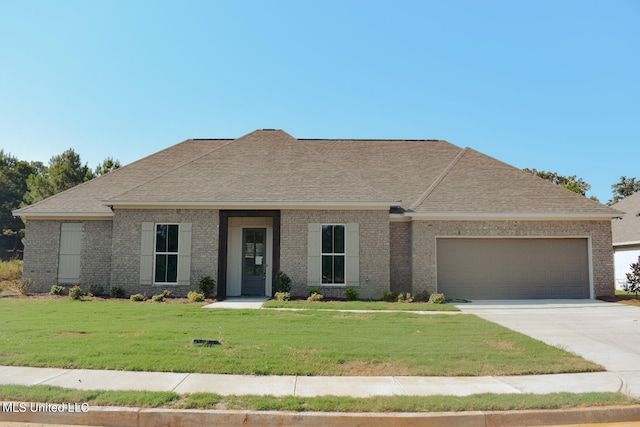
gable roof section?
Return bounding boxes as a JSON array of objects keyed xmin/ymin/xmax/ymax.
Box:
[
  {"xmin": 13, "ymin": 129, "xmax": 619, "ymax": 219},
  {"xmin": 410, "ymin": 148, "xmax": 617, "ymax": 219},
  {"xmin": 13, "ymin": 138, "xmax": 232, "ymax": 217},
  {"xmin": 612, "ymin": 191, "xmax": 640, "ymax": 246},
  {"xmin": 104, "ymin": 130, "xmax": 396, "ymax": 208}
]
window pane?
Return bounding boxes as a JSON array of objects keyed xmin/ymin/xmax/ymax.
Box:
[
  {"xmin": 167, "ymin": 225, "xmax": 179, "ymax": 252},
  {"xmin": 334, "ymin": 255, "xmax": 345, "ymax": 284},
  {"xmin": 156, "ymin": 225, "xmax": 167, "ymax": 252},
  {"xmin": 322, "ymin": 255, "xmax": 333, "ymax": 284},
  {"xmin": 322, "ymin": 225, "xmax": 333, "ymax": 254},
  {"xmin": 245, "ymin": 254, "xmax": 255, "ymax": 276},
  {"xmin": 167, "ymin": 254, "xmax": 178, "ymax": 283},
  {"xmin": 155, "ymin": 254, "xmax": 167, "ymax": 282},
  {"xmin": 333, "ymin": 225, "xmax": 345, "ymax": 254}
]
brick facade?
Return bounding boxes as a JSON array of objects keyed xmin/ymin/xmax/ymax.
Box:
[
  {"xmin": 410, "ymin": 219, "xmax": 614, "ymax": 298},
  {"xmin": 280, "ymin": 209, "xmax": 391, "ymax": 300},
  {"xmin": 389, "ymin": 220, "xmax": 412, "ymax": 294},
  {"xmin": 110, "ymin": 209, "xmax": 219, "ymax": 297},
  {"xmin": 22, "ymin": 213, "xmax": 614, "ymax": 300}
]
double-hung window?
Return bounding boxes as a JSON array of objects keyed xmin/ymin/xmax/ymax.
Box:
[
  {"xmin": 154, "ymin": 224, "xmax": 179, "ymax": 284},
  {"xmin": 321, "ymin": 224, "xmax": 345, "ymax": 284}
]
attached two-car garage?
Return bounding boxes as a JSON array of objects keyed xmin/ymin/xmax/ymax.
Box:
[{"xmin": 436, "ymin": 238, "xmax": 590, "ymax": 299}]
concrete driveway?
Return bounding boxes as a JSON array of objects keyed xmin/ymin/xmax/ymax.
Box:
[{"xmin": 455, "ymin": 299, "xmax": 640, "ymax": 397}]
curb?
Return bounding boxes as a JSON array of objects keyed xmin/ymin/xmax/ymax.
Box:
[{"xmin": 1, "ymin": 403, "xmax": 640, "ymax": 427}]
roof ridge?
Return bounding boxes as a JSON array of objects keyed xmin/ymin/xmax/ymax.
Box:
[{"xmin": 408, "ymin": 147, "xmax": 469, "ymax": 211}]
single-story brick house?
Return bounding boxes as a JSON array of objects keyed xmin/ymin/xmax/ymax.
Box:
[
  {"xmin": 14, "ymin": 129, "xmax": 619, "ymax": 300},
  {"xmin": 611, "ymin": 191, "xmax": 640, "ymax": 288}
]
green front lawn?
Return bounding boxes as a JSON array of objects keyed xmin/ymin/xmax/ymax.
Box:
[{"xmin": 0, "ymin": 298, "xmax": 601, "ymax": 376}]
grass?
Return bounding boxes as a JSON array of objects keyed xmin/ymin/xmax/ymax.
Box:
[
  {"xmin": 0, "ymin": 384, "xmax": 635, "ymax": 412},
  {"xmin": 0, "ymin": 298, "xmax": 601, "ymax": 376},
  {"xmin": 0, "ymin": 259, "xmax": 22, "ymax": 281},
  {"xmin": 615, "ymin": 289, "xmax": 640, "ymax": 305},
  {"xmin": 263, "ymin": 300, "xmax": 459, "ymax": 311}
]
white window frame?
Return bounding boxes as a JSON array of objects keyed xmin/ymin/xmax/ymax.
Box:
[
  {"xmin": 153, "ymin": 223, "xmax": 180, "ymax": 285},
  {"xmin": 321, "ymin": 224, "xmax": 346, "ymax": 286}
]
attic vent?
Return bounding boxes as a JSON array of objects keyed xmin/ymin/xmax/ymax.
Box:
[{"xmin": 261, "ymin": 128, "xmax": 277, "ymax": 131}]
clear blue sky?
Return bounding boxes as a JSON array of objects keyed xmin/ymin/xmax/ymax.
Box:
[{"xmin": 1, "ymin": 0, "xmax": 638, "ymax": 203}]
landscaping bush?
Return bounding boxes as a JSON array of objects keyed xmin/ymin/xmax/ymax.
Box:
[
  {"xmin": 130, "ymin": 293, "xmax": 146, "ymax": 302},
  {"xmin": 625, "ymin": 256, "xmax": 640, "ymax": 299},
  {"xmin": 414, "ymin": 290, "xmax": 430, "ymax": 302},
  {"xmin": 197, "ymin": 276, "xmax": 216, "ymax": 298},
  {"xmin": 0, "ymin": 259, "xmax": 22, "ymax": 281},
  {"xmin": 87, "ymin": 285, "xmax": 104, "ymax": 297},
  {"xmin": 274, "ymin": 271, "xmax": 292, "ymax": 293},
  {"xmin": 345, "ymin": 287, "xmax": 358, "ymax": 301},
  {"xmin": 161, "ymin": 289, "xmax": 173, "ymax": 299},
  {"xmin": 111, "ymin": 286, "xmax": 125, "ymax": 298},
  {"xmin": 274, "ymin": 291, "xmax": 290, "ymax": 301},
  {"xmin": 50, "ymin": 285, "xmax": 65, "ymax": 296},
  {"xmin": 397, "ymin": 292, "xmax": 414, "ymax": 303},
  {"xmin": 13, "ymin": 278, "xmax": 32, "ymax": 295},
  {"xmin": 151, "ymin": 294, "xmax": 165, "ymax": 302},
  {"xmin": 381, "ymin": 291, "xmax": 396, "ymax": 302},
  {"xmin": 69, "ymin": 286, "xmax": 84, "ymax": 300},
  {"xmin": 188, "ymin": 291, "xmax": 205, "ymax": 302},
  {"xmin": 307, "ymin": 292, "xmax": 323, "ymax": 302},
  {"xmin": 429, "ymin": 293, "xmax": 446, "ymax": 304}
]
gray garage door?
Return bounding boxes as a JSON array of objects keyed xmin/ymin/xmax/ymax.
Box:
[{"xmin": 437, "ymin": 238, "xmax": 590, "ymax": 299}]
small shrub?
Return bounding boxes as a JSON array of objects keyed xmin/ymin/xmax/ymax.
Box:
[
  {"xmin": 50, "ymin": 285, "xmax": 65, "ymax": 296},
  {"xmin": 130, "ymin": 293, "xmax": 146, "ymax": 302},
  {"xmin": 274, "ymin": 291, "xmax": 290, "ymax": 301},
  {"xmin": 161, "ymin": 289, "xmax": 173, "ymax": 299},
  {"xmin": 414, "ymin": 290, "xmax": 431, "ymax": 302},
  {"xmin": 198, "ymin": 276, "xmax": 216, "ymax": 298},
  {"xmin": 274, "ymin": 271, "xmax": 292, "ymax": 293},
  {"xmin": 429, "ymin": 293, "xmax": 446, "ymax": 304},
  {"xmin": 69, "ymin": 285, "xmax": 84, "ymax": 300},
  {"xmin": 345, "ymin": 287, "xmax": 358, "ymax": 301},
  {"xmin": 14, "ymin": 278, "xmax": 32, "ymax": 295},
  {"xmin": 152, "ymin": 294, "xmax": 165, "ymax": 302},
  {"xmin": 308, "ymin": 287, "xmax": 320, "ymax": 296},
  {"xmin": 307, "ymin": 292, "xmax": 324, "ymax": 302},
  {"xmin": 188, "ymin": 291, "xmax": 205, "ymax": 302},
  {"xmin": 87, "ymin": 284, "xmax": 104, "ymax": 297},
  {"xmin": 397, "ymin": 292, "xmax": 414, "ymax": 303},
  {"xmin": 111, "ymin": 286, "xmax": 126, "ymax": 298},
  {"xmin": 381, "ymin": 291, "xmax": 396, "ymax": 302},
  {"xmin": 625, "ymin": 256, "xmax": 640, "ymax": 299}
]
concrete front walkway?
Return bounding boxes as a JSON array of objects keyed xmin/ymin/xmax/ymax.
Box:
[{"xmin": 454, "ymin": 299, "xmax": 640, "ymax": 398}]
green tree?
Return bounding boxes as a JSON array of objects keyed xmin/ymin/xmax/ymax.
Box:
[
  {"xmin": 24, "ymin": 149, "xmax": 94, "ymax": 205},
  {"xmin": 609, "ymin": 176, "xmax": 640, "ymax": 205},
  {"xmin": 95, "ymin": 157, "xmax": 121, "ymax": 176},
  {"xmin": 523, "ymin": 168, "xmax": 591, "ymax": 196},
  {"xmin": 0, "ymin": 150, "xmax": 38, "ymax": 256}
]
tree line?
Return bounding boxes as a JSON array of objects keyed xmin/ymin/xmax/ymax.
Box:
[{"xmin": 0, "ymin": 148, "xmax": 120, "ymax": 258}]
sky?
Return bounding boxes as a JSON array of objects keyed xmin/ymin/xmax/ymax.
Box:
[{"xmin": 1, "ymin": 0, "xmax": 638, "ymax": 203}]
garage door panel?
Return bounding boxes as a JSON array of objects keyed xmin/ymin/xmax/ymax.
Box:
[{"xmin": 437, "ymin": 238, "xmax": 589, "ymax": 300}]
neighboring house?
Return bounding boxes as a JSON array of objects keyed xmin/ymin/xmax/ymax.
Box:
[
  {"xmin": 611, "ymin": 191, "xmax": 640, "ymax": 289},
  {"xmin": 13, "ymin": 129, "xmax": 619, "ymax": 300}
]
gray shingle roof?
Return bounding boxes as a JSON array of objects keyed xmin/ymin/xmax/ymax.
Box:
[
  {"xmin": 612, "ymin": 191, "xmax": 640, "ymax": 245},
  {"xmin": 13, "ymin": 129, "xmax": 619, "ymax": 218}
]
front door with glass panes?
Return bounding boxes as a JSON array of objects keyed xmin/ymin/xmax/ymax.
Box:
[{"xmin": 242, "ymin": 228, "xmax": 266, "ymax": 295}]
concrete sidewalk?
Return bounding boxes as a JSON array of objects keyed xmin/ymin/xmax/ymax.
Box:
[{"xmin": 0, "ymin": 365, "xmax": 627, "ymax": 397}]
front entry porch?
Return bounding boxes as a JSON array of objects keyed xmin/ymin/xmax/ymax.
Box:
[{"xmin": 217, "ymin": 210, "xmax": 280, "ymax": 300}]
